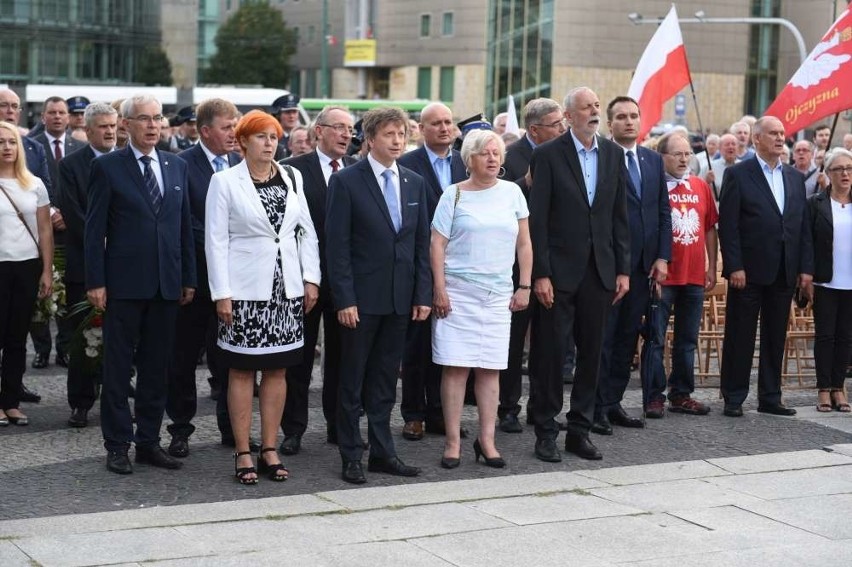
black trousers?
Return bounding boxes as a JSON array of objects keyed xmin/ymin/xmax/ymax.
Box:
[
  {"xmin": 400, "ymin": 317, "xmax": 443, "ymax": 424},
  {"xmin": 498, "ymin": 306, "xmax": 530, "ymax": 418},
  {"xmin": 65, "ymin": 281, "xmax": 98, "ymax": 410},
  {"xmin": 337, "ymin": 313, "xmax": 407, "ymax": 462},
  {"xmin": 530, "ymin": 262, "xmax": 611, "ymax": 439},
  {"xmin": 101, "ymin": 297, "xmax": 177, "ymax": 453},
  {"xmin": 813, "ymin": 286, "xmax": 852, "ymax": 390},
  {"xmin": 720, "ymin": 270, "xmax": 793, "ymax": 407},
  {"xmin": 166, "ymin": 294, "xmax": 225, "ymax": 437},
  {"xmin": 0, "ymin": 259, "xmax": 40, "ymax": 410},
  {"xmin": 281, "ymin": 291, "xmax": 341, "ymax": 436},
  {"xmin": 30, "ymin": 244, "xmax": 71, "ymax": 358},
  {"xmin": 596, "ymin": 268, "xmax": 650, "ymax": 414}
]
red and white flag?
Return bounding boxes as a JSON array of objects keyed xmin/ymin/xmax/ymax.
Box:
[
  {"xmin": 765, "ymin": 7, "xmax": 852, "ymax": 135},
  {"xmin": 627, "ymin": 5, "xmax": 692, "ymax": 141}
]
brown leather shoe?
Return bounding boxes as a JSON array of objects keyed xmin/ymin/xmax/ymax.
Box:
[{"xmin": 402, "ymin": 420, "xmax": 424, "ymax": 441}]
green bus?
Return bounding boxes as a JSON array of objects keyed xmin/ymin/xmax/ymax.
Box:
[{"xmin": 299, "ymin": 98, "xmax": 440, "ymax": 121}]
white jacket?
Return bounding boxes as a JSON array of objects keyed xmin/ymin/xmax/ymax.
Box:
[{"xmin": 205, "ymin": 160, "xmax": 320, "ymax": 301}]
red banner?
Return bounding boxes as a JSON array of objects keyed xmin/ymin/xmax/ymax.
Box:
[{"xmin": 765, "ymin": 8, "xmax": 852, "ymax": 135}]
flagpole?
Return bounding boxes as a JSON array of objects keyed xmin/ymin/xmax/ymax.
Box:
[
  {"xmin": 686, "ymin": 77, "xmax": 718, "ymax": 200},
  {"xmin": 821, "ymin": 112, "xmax": 841, "ymax": 173}
]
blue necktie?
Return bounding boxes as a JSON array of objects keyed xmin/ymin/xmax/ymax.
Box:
[
  {"xmin": 213, "ymin": 155, "xmax": 226, "ymax": 172},
  {"xmin": 381, "ymin": 169, "xmax": 401, "ymax": 232},
  {"xmin": 627, "ymin": 150, "xmax": 642, "ymax": 198},
  {"xmin": 139, "ymin": 155, "xmax": 161, "ymax": 213}
]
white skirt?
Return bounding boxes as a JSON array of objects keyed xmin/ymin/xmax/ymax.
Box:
[{"xmin": 432, "ymin": 275, "xmax": 512, "ymax": 369}]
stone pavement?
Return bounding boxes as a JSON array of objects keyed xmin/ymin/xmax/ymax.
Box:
[{"xmin": 2, "ymin": 444, "xmax": 852, "ymax": 566}]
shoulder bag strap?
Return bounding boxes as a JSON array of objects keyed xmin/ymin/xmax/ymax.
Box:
[{"xmin": 0, "ymin": 181, "xmax": 40, "ymax": 252}]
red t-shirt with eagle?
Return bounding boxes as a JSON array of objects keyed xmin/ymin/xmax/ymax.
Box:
[{"xmin": 665, "ymin": 175, "xmax": 718, "ymax": 287}]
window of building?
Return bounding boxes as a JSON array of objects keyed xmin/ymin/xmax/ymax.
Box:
[
  {"xmin": 305, "ymin": 68, "xmax": 317, "ymax": 97},
  {"xmin": 417, "ymin": 66, "xmax": 432, "ymax": 99},
  {"xmin": 420, "ymin": 14, "xmax": 431, "ymax": 38},
  {"xmin": 442, "ymin": 12, "xmax": 454, "ymax": 36},
  {"xmin": 439, "ymin": 66, "xmax": 454, "ymax": 102},
  {"xmin": 0, "ymin": 40, "xmax": 27, "ymax": 78},
  {"xmin": 744, "ymin": 0, "xmax": 780, "ymax": 115},
  {"xmin": 308, "ymin": 25, "xmax": 315, "ymax": 44}
]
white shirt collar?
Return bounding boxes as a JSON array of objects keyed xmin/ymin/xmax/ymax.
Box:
[
  {"xmin": 367, "ymin": 153, "xmax": 399, "ymax": 178},
  {"xmin": 569, "ymin": 130, "xmax": 598, "ymax": 153},
  {"xmin": 129, "ymin": 143, "xmax": 158, "ymax": 162},
  {"xmin": 199, "ymin": 141, "xmax": 227, "ymax": 165}
]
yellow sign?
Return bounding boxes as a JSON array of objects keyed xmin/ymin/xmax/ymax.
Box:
[{"xmin": 344, "ymin": 39, "xmax": 377, "ymax": 67}]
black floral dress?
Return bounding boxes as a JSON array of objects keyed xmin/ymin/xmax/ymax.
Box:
[{"xmin": 218, "ymin": 172, "xmax": 304, "ymax": 370}]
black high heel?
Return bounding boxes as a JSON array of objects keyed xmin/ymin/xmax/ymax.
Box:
[
  {"xmin": 473, "ymin": 438, "xmax": 505, "ymax": 468},
  {"xmin": 258, "ymin": 447, "xmax": 289, "ymax": 481},
  {"xmin": 233, "ymin": 451, "xmax": 257, "ymax": 485},
  {"xmin": 440, "ymin": 455, "xmax": 460, "ymax": 469}
]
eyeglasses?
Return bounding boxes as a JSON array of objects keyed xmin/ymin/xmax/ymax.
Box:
[
  {"xmin": 665, "ymin": 151, "xmax": 694, "ymax": 159},
  {"xmin": 128, "ymin": 114, "xmax": 164, "ymax": 124},
  {"xmin": 828, "ymin": 166, "xmax": 852, "ymax": 174},
  {"xmin": 319, "ymin": 123, "xmax": 356, "ymax": 135},
  {"xmin": 0, "ymin": 102, "xmax": 21, "ymax": 111},
  {"xmin": 535, "ymin": 119, "xmax": 566, "ymax": 130}
]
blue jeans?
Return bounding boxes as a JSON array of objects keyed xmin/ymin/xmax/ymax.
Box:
[{"xmin": 644, "ymin": 284, "xmax": 704, "ymax": 405}]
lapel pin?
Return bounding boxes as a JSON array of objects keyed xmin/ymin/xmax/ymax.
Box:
[{"xmin": 174, "ymin": 185, "xmax": 181, "ymax": 191}]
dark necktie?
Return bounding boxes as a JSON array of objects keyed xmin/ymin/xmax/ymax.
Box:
[
  {"xmin": 139, "ymin": 155, "xmax": 162, "ymax": 213},
  {"xmin": 330, "ymin": 159, "xmax": 340, "ymax": 173},
  {"xmin": 53, "ymin": 139, "xmax": 62, "ymax": 161},
  {"xmin": 627, "ymin": 150, "xmax": 642, "ymax": 198}
]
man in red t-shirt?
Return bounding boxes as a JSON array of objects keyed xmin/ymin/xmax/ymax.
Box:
[{"xmin": 643, "ymin": 133, "xmax": 718, "ymax": 417}]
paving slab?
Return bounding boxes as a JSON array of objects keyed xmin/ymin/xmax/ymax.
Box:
[
  {"xmin": 738, "ymin": 493, "xmax": 852, "ymax": 540},
  {"xmin": 411, "ymin": 523, "xmax": 616, "ymax": 567},
  {"xmin": 0, "ymin": 541, "xmax": 32, "ymax": 567},
  {"xmin": 620, "ymin": 540, "xmax": 852, "ymax": 567},
  {"xmin": 573, "ymin": 459, "xmax": 730, "ymax": 485},
  {"xmin": 13, "ymin": 527, "xmax": 214, "ymax": 567},
  {"xmin": 315, "ymin": 471, "xmax": 606, "ymax": 510},
  {"xmin": 809, "ymin": 417, "xmax": 852, "ymax": 434},
  {"xmin": 465, "ymin": 491, "xmax": 641, "ymax": 525},
  {"xmin": 704, "ymin": 465, "xmax": 852, "ymax": 500},
  {"xmin": 589, "ymin": 478, "xmax": 764, "ymax": 512},
  {"xmin": 826, "ymin": 443, "xmax": 852, "ymax": 457},
  {"xmin": 0, "ymin": 494, "xmax": 343, "ymax": 538},
  {"xmin": 707, "ymin": 449, "xmax": 852, "ymax": 474}
]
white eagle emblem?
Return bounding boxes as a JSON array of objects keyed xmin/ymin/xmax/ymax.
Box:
[
  {"xmin": 790, "ymin": 31, "xmax": 851, "ymax": 89},
  {"xmin": 671, "ymin": 207, "xmax": 700, "ymax": 245}
]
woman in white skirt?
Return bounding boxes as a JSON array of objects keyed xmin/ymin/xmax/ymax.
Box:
[{"xmin": 431, "ymin": 129, "xmax": 532, "ymax": 469}]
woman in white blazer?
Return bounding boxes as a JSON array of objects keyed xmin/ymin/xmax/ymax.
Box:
[{"xmin": 205, "ymin": 111, "xmax": 320, "ymax": 484}]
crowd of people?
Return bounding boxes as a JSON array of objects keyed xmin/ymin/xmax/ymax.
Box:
[{"xmin": 0, "ymin": 85, "xmax": 850, "ymax": 485}]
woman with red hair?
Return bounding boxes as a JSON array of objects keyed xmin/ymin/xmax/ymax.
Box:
[{"xmin": 206, "ymin": 110, "xmax": 320, "ymax": 484}]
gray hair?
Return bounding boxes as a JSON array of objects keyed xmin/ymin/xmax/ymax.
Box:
[
  {"xmin": 825, "ymin": 148, "xmax": 852, "ymax": 170},
  {"xmin": 460, "ymin": 129, "xmax": 505, "ymax": 168},
  {"xmin": 84, "ymin": 102, "xmax": 117, "ymax": 127},
  {"xmin": 793, "ymin": 139, "xmax": 814, "ymax": 152},
  {"xmin": 120, "ymin": 94, "xmax": 161, "ymax": 119},
  {"xmin": 751, "ymin": 116, "xmax": 782, "ymax": 136},
  {"xmin": 563, "ymin": 87, "xmax": 594, "ymax": 112},
  {"xmin": 523, "ymin": 98, "xmax": 561, "ymax": 128},
  {"xmin": 314, "ymin": 105, "xmax": 352, "ymax": 127},
  {"xmin": 705, "ymin": 134, "xmax": 720, "ymax": 145}
]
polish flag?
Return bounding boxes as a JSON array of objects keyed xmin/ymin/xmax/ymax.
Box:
[
  {"xmin": 627, "ymin": 5, "xmax": 692, "ymax": 141},
  {"xmin": 764, "ymin": 7, "xmax": 852, "ymax": 135},
  {"xmin": 505, "ymin": 95, "xmax": 521, "ymax": 136}
]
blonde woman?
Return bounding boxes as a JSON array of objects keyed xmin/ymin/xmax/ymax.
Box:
[{"xmin": 0, "ymin": 121, "xmax": 53, "ymax": 426}]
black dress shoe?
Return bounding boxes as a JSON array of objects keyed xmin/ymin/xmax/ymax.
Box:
[
  {"xmin": 279, "ymin": 434, "xmax": 302, "ymax": 455},
  {"xmin": 591, "ymin": 414, "xmax": 613, "ymax": 436},
  {"xmin": 19, "ymin": 384, "xmax": 41, "ymax": 403},
  {"xmin": 67, "ymin": 408, "xmax": 88, "ymax": 428},
  {"xmin": 499, "ymin": 414, "xmax": 524, "ymax": 434},
  {"xmin": 723, "ymin": 405, "xmax": 744, "ymax": 417},
  {"xmin": 55, "ymin": 353, "xmax": 69, "ymax": 368},
  {"xmin": 106, "ymin": 451, "xmax": 133, "ymax": 474},
  {"xmin": 31, "ymin": 353, "xmax": 48, "ymax": 369},
  {"xmin": 534, "ymin": 438, "xmax": 562, "ymax": 462},
  {"xmin": 168, "ymin": 435, "xmax": 190, "ymax": 458},
  {"xmin": 757, "ymin": 403, "xmax": 797, "ymax": 416},
  {"xmin": 221, "ymin": 436, "xmax": 261, "ymax": 452},
  {"xmin": 342, "ymin": 460, "xmax": 366, "ymax": 484},
  {"xmin": 367, "ymin": 456, "xmax": 421, "ymax": 477},
  {"xmin": 136, "ymin": 446, "xmax": 183, "ymax": 469},
  {"xmin": 564, "ymin": 434, "xmax": 603, "ymax": 460},
  {"xmin": 608, "ymin": 406, "xmax": 644, "ymax": 429}
]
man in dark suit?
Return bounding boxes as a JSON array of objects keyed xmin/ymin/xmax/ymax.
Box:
[
  {"xmin": 397, "ymin": 102, "xmax": 466, "ymax": 441},
  {"xmin": 718, "ymin": 115, "xmax": 814, "ymax": 418},
  {"xmin": 165, "ymin": 98, "xmax": 241, "ymax": 458},
  {"xmin": 498, "ymin": 97, "xmax": 565, "ymax": 434},
  {"xmin": 31, "ymin": 96, "xmax": 85, "ymax": 369},
  {"xmin": 85, "ymin": 95, "xmax": 196, "ymax": 475},
  {"xmin": 528, "ymin": 87, "xmax": 630, "ymax": 463},
  {"xmin": 58, "ymin": 102, "xmax": 118, "ymax": 428},
  {"xmin": 326, "ymin": 107, "xmax": 432, "ymax": 484},
  {"xmin": 594, "ymin": 96, "xmax": 672, "ymax": 432},
  {"xmin": 0, "ymin": 88, "xmax": 51, "ymax": 401},
  {"xmin": 278, "ymin": 105, "xmax": 357, "ymax": 455}
]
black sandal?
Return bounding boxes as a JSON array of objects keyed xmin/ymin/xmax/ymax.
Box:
[
  {"xmin": 234, "ymin": 451, "xmax": 258, "ymax": 485},
  {"xmin": 258, "ymin": 447, "xmax": 289, "ymax": 481},
  {"xmin": 817, "ymin": 389, "xmax": 833, "ymax": 413},
  {"xmin": 831, "ymin": 389, "xmax": 852, "ymax": 413}
]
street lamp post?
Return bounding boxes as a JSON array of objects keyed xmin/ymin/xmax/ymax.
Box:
[{"xmin": 627, "ymin": 11, "xmax": 808, "ymax": 66}]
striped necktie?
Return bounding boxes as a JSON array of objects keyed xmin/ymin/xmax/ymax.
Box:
[{"xmin": 139, "ymin": 155, "xmax": 162, "ymax": 213}]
